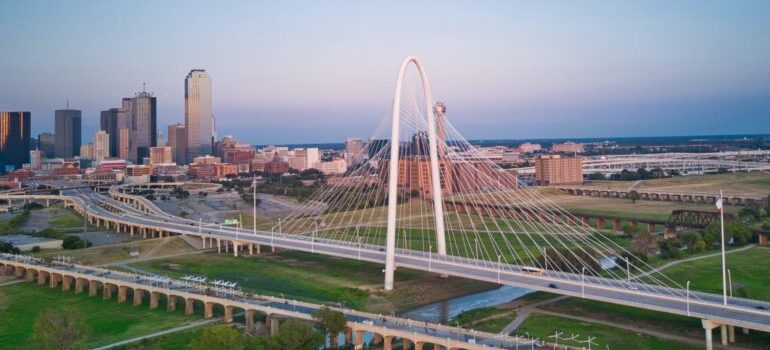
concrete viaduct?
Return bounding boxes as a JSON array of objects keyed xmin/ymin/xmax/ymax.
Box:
[
  {"xmin": 0, "ymin": 254, "xmax": 533, "ymax": 350},
  {"xmin": 554, "ymin": 186, "xmax": 766, "ymax": 206}
]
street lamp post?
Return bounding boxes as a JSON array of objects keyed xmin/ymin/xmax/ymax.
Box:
[
  {"xmin": 428, "ymin": 244, "xmax": 433, "ymax": 272},
  {"xmin": 686, "ymin": 280, "xmax": 691, "ymax": 316},
  {"xmin": 581, "ymin": 267, "xmax": 587, "ymax": 298},
  {"xmin": 497, "ymin": 255, "xmax": 502, "ymax": 283},
  {"xmin": 625, "ymin": 256, "xmax": 631, "ymax": 283},
  {"xmin": 728, "ymin": 268, "xmax": 733, "ymax": 298},
  {"xmin": 252, "ymin": 177, "xmax": 257, "ymax": 236}
]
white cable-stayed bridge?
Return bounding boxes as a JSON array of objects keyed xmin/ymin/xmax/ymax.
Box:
[{"xmin": 4, "ymin": 57, "xmax": 770, "ymax": 349}]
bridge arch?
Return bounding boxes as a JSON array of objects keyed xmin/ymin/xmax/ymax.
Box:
[{"xmin": 384, "ymin": 56, "xmax": 447, "ymax": 291}]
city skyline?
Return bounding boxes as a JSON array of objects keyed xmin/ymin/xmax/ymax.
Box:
[{"xmin": 1, "ymin": 1, "xmax": 769, "ymax": 144}]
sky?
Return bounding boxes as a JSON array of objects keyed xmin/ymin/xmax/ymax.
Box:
[{"xmin": 1, "ymin": 1, "xmax": 769, "ymax": 144}]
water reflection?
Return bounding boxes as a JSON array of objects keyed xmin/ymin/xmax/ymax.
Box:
[{"xmin": 401, "ymin": 285, "xmax": 531, "ymax": 323}]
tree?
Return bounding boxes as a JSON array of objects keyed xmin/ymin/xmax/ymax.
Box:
[
  {"xmin": 278, "ymin": 319, "xmax": 324, "ymax": 350},
  {"xmin": 703, "ymin": 222, "xmax": 721, "ymax": 248},
  {"xmin": 586, "ymin": 172, "xmax": 605, "ymax": 181},
  {"xmin": 62, "ymin": 236, "xmax": 91, "ymax": 250},
  {"xmin": 313, "ymin": 307, "xmax": 347, "ymax": 348},
  {"xmin": 191, "ymin": 325, "xmax": 247, "ymax": 350},
  {"xmin": 33, "ymin": 307, "xmax": 90, "ymax": 350},
  {"xmin": 631, "ymin": 230, "xmax": 658, "ymax": 256},
  {"xmin": 659, "ymin": 239, "xmax": 681, "ymax": 259},
  {"xmin": 727, "ymin": 222, "xmax": 752, "ymax": 246},
  {"xmin": 628, "ymin": 190, "xmax": 640, "ymax": 204},
  {"xmin": 679, "ymin": 231, "xmax": 701, "ymax": 251},
  {"xmin": 694, "ymin": 239, "xmax": 707, "ymax": 252}
]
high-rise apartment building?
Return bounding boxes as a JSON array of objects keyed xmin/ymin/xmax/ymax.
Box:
[
  {"xmin": 149, "ymin": 146, "xmax": 173, "ymax": 165},
  {"xmin": 185, "ymin": 69, "xmax": 213, "ymax": 161},
  {"xmin": 38, "ymin": 132, "xmax": 55, "ymax": 158},
  {"xmin": 93, "ymin": 130, "xmax": 110, "ymax": 159},
  {"xmin": 54, "ymin": 109, "xmax": 81, "ymax": 158},
  {"xmin": 534, "ymin": 155, "xmax": 583, "ymax": 186},
  {"xmin": 0, "ymin": 111, "xmax": 31, "ymax": 172},
  {"xmin": 167, "ymin": 123, "xmax": 187, "ymax": 164}
]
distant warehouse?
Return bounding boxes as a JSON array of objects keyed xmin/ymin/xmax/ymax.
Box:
[
  {"xmin": 0, "ymin": 234, "xmax": 62, "ymax": 251},
  {"xmin": 535, "ymin": 155, "xmax": 583, "ymax": 186}
]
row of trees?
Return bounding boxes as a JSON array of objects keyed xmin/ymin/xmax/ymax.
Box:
[
  {"xmin": 189, "ymin": 306, "xmax": 346, "ymax": 350},
  {"xmin": 625, "ymin": 220, "xmax": 753, "ymax": 262},
  {"xmin": 586, "ymin": 167, "xmax": 680, "ymax": 181}
]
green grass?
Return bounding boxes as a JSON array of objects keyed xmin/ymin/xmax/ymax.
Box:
[
  {"xmin": 48, "ymin": 211, "xmax": 86, "ymax": 229},
  {"xmin": 112, "ymin": 325, "xmax": 206, "ymax": 350},
  {"xmin": 0, "ymin": 282, "xmax": 200, "ymax": 349},
  {"xmin": 130, "ymin": 252, "xmax": 378, "ymax": 310},
  {"xmin": 541, "ymin": 296, "xmax": 770, "ymax": 348},
  {"xmin": 654, "ymin": 247, "xmax": 770, "ymax": 301},
  {"xmin": 129, "ymin": 251, "xmax": 495, "ymax": 313},
  {"xmin": 516, "ymin": 314, "xmax": 699, "ymax": 350}
]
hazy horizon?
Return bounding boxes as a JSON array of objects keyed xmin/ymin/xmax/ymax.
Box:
[{"xmin": 2, "ymin": 1, "xmax": 769, "ymax": 144}]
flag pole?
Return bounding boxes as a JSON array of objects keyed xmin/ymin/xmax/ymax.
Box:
[{"xmin": 719, "ymin": 189, "xmax": 727, "ymax": 306}]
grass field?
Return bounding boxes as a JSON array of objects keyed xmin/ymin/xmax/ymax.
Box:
[
  {"xmin": 33, "ymin": 237, "xmax": 195, "ymax": 265},
  {"xmin": 583, "ymin": 172, "xmax": 770, "ymax": 195},
  {"xmin": 516, "ymin": 314, "xmax": 699, "ymax": 350},
  {"xmin": 540, "ymin": 293, "xmax": 770, "ymax": 349},
  {"xmin": 0, "ymin": 282, "xmax": 199, "ymax": 349},
  {"xmin": 111, "ymin": 326, "xmax": 207, "ymax": 350},
  {"xmin": 129, "ymin": 250, "xmax": 495, "ymax": 313},
  {"xmin": 538, "ymin": 188, "xmax": 735, "ymax": 222},
  {"xmin": 653, "ymin": 246, "xmax": 770, "ymax": 301}
]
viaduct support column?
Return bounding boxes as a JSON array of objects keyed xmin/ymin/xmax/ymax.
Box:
[
  {"xmin": 167, "ymin": 295, "xmax": 177, "ymax": 312},
  {"xmin": 246, "ymin": 310, "xmax": 256, "ymax": 333},
  {"xmin": 150, "ymin": 292, "xmax": 160, "ymax": 309},
  {"xmin": 353, "ymin": 330, "xmax": 365, "ymax": 350},
  {"xmin": 117, "ymin": 286, "xmax": 128, "ymax": 303},
  {"xmin": 88, "ymin": 282, "xmax": 98, "ymax": 296},
  {"xmin": 383, "ymin": 336, "xmax": 393, "ymax": 350},
  {"xmin": 224, "ymin": 306, "xmax": 234, "ymax": 323},
  {"xmin": 204, "ymin": 302, "xmax": 214, "ymax": 319},
  {"xmin": 133, "ymin": 289, "xmax": 143, "ymax": 306},
  {"xmin": 702, "ymin": 320, "xmax": 720, "ymax": 350},
  {"xmin": 185, "ymin": 298, "xmax": 195, "ymax": 315},
  {"xmin": 269, "ymin": 315, "xmax": 280, "ymax": 335},
  {"xmin": 75, "ymin": 278, "xmax": 84, "ymax": 293}
]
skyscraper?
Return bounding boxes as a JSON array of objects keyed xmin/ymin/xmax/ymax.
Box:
[
  {"xmin": 167, "ymin": 123, "xmax": 187, "ymax": 164},
  {"xmin": 38, "ymin": 132, "xmax": 55, "ymax": 158},
  {"xmin": 129, "ymin": 90, "xmax": 157, "ymax": 163},
  {"xmin": 54, "ymin": 109, "xmax": 81, "ymax": 158},
  {"xmin": 100, "ymin": 108, "xmax": 126, "ymax": 157},
  {"xmin": 185, "ymin": 69, "xmax": 213, "ymax": 161},
  {"xmin": 93, "ymin": 130, "xmax": 110, "ymax": 159},
  {"xmin": 0, "ymin": 111, "xmax": 31, "ymax": 172}
]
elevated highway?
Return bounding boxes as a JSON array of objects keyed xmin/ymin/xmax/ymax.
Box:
[{"xmin": 2, "ymin": 189, "xmax": 770, "ymax": 349}]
